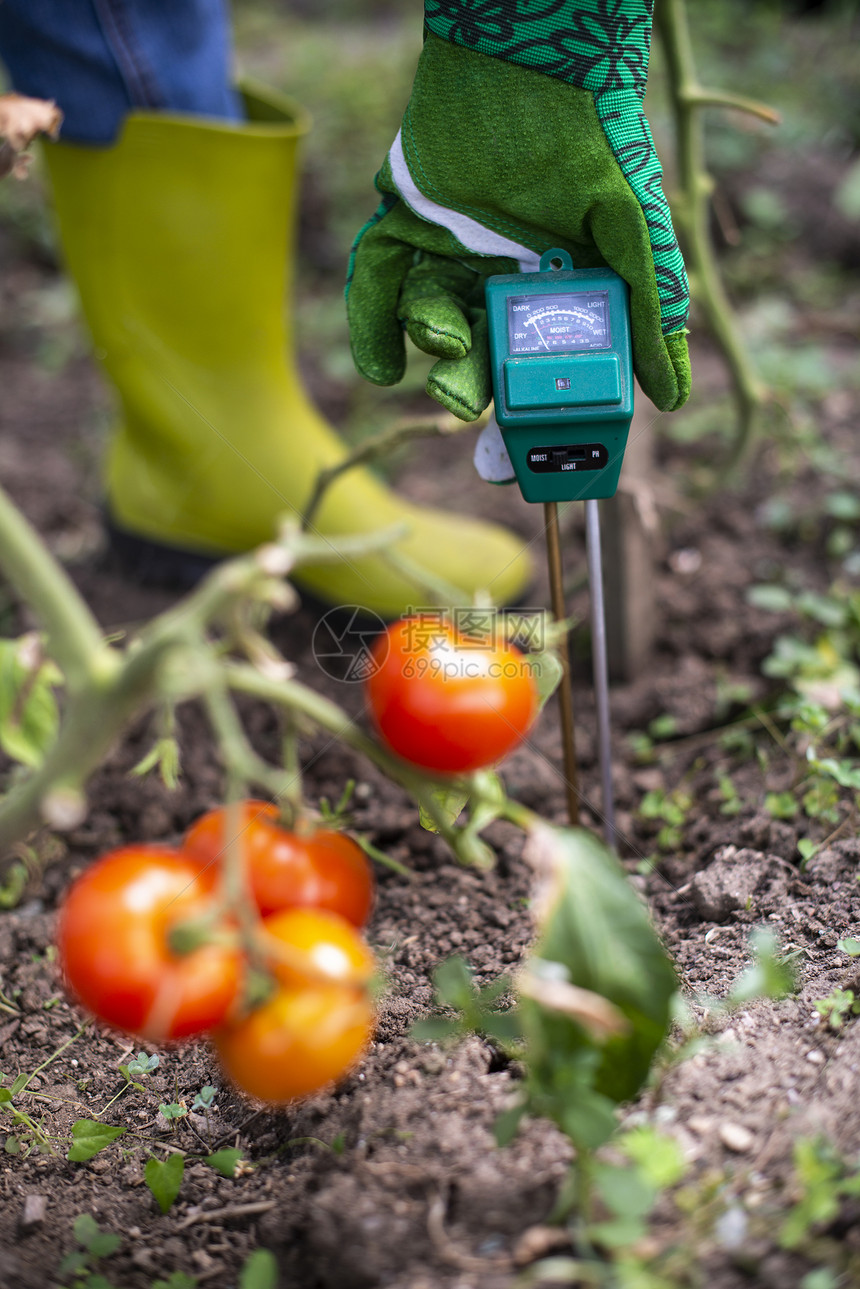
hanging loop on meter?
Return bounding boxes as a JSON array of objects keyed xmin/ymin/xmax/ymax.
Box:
[
  {"xmin": 484, "ymin": 250, "xmax": 634, "ymax": 504},
  {"xmin": 539, "ymin": 248, "xmax": 574, "ymax": 272}
]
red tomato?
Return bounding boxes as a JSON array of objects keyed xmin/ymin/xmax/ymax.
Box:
[
  {"xmin": 183, "ymin": 802, "xmax": 374, "ymax": 926},
  {"xmin": 212, "ymin": 907, "xmax": 376, "ymax": 1103},
  {"xmin": 365, "ymin": 616, "xmax": 539, "ymax": 774},
  {"xmin": 56, "ymin": 846, "xmax": 241, "ymax": 1041}
]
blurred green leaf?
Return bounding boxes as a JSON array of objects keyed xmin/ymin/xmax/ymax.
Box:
[
  {"xmin": 519, "ymin": 826, "xmax": 677, "ymax": 1142},
  {"xmin": 145, "ymin": 1153, "xmax": 185, "ymax": 1214},
  {"xmin": 206, "ymin": 1147, "xmax": 245, "ymax": 1179},
  {"xmin": 728, "ymin": 929, "xmax": 797, "ymax": 1006},
  {"xmin": 0, "ymin": 637, "xmax": 61, "ymax": 768},
  {"xmin": 419, "ymin": 784, "xmax": 469, "ymax": 833},
  {"xmin": 239, "ymin": 1248, "xmax": 278, "ymax": 1289}
]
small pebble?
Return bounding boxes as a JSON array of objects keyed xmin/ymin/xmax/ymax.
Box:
[
  {"xmin": 19, "ymin": 1195, "xmax": 46, "ymax": 1231},
  {"xmin": 719, "ymin": 1122, "xmax": 754, "ymax": 1154}
]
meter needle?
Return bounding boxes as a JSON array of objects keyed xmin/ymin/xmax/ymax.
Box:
[{"xmin": 530, "ymin": 322, "xmax": 551, "ymax": 351}]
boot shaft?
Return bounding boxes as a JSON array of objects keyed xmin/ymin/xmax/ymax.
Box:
[{"xmin": 43, "ymin": 87, "xmax": 312, "ymax": 373}]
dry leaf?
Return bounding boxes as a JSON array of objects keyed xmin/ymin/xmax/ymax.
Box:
[
  {"xmin": 0, "ymin": 92, "xmax": 62, "ymax": 180},
  {"xmin": 517, "ymin": 966, "xmax": 629, "ymax": 1041}
]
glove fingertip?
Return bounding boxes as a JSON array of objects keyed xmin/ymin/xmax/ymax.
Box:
[
  {"xmin": 425, "ymin": 373, "xmax": 486, "ymax": 423},
  {"xmin": 406, "ymin": 320, "xmax": 469, "ymax": 361},
  {"xmin": 665, "ymin": 330, "xmax": 692, "ymax": 412},
  {"xmin": 350, "ymin": 342, "xmax": 407, "ymax": 388}
]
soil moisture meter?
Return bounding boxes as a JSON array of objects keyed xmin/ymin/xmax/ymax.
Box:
[
  {"xmin": 486, "ymin": 249, "xmax": 633, "ymax": 503},
  {"xmin": 485, "ymin": 248, "xmax": 631, "ymax": 848}
]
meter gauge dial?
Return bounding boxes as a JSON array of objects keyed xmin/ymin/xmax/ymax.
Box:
[{"xmin": 508, "ymin": 291, "xmax": 610, "ymax": 356}]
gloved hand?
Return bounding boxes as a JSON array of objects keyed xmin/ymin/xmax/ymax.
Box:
[{"xmin": 347, "ymin": 3, "xmax": 691, "ymax": 420}]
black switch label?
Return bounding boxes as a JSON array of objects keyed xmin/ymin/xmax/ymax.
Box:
[{"xmin": 527, "ymin": 443, "xmax": 609, "ymax": 473}]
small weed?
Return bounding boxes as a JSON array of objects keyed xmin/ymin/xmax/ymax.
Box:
[
  {"xmin": 638, "ymin": 787, "xmax": 693, "ymax": 852},
  {"xmin": 815, "ymin": 988, "xmax": 860, "ymax": 1033},
  {"xmin": 781, "ymin": 1137, "xmax": 860, "ymax": 1251},
  {"xmin": 58, "ymin": 1214, "xmax": 122, "ymax": 1288}
]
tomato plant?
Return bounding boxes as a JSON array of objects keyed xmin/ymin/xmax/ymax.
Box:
[
  {"xmin": 183, "ymin": 801, "xmax": 374, "ymax": 925},
  {"xmin": 56, "ymin": 846, "xmax": 241, "ymax": 1041},
  {"xmin": 212, "ymin": 906, "xmax": 376, "ymax": 1103},
  {"xmin": 365, "ymin": 616, "xmax": 539, "ymax": 774}
]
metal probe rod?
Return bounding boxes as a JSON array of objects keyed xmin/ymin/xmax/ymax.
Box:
[
  {"xmin": 543, "ymin": 501, "xmax": 579, "ymax": 826},
  {"xmin": 585, "ymin": 499, "xmax": 618, "ymax": 851}
]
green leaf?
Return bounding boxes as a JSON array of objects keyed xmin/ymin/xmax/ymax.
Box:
[
  {"xmin": 58, "ymin": 1250, "xmax": 89, "ymax": 1277},
  {"xmin": 205, "ymin": 1148, "xmax": 245, "ymax": 1179},
  {"xmin": 589, "ymin": 1215, "xmax": 649, "ymax": 1250},
  {"xmin": 801, "ymin": 1270, "xmax": 840, "ymax": 1289},
  {"xmin": 4, "ymin": 1135, "xmax": 21, "ymax": 1154},
  {"xmin": 798, "ymin": 839, "xmax": 819, "ymax": 867},
  {"xmin": 765, "ymin": 791, "xmax": 799, "ymax": 820},
  {"xmin": 410, "ymin": 1016, "xmax": 461, "ymax": 1043},
  {"xmin": 529, "ymin": 649, "xmax": 564, "ymax": 711},
  {"xmin": 419, "ymin": 784, "xmax": 470, "ymax": 833},
  {"xmin": 145, "ymin": 1152, "xmax": 185, "ymax": 1214},
  {"xmin": 123, "ymin": 1052, "xmax": 159, "ymax": 1081},
  {"xmin": 10, "ymin": 1072, "xmax": 29, "ymax": 1096},
  {"xmin": 239, "ymin": 1248, "xmax": 279, "ymax": 1289},
  {"xmin": 617, "ymin": 1125, "xmax": 686, "ymax": 1189},
  {"xmin": 67, "ymin": 1120, "xmax": 126, "ymax": 1162},
  {"xmin": 729, "ymin": 929, "xmax": 797, "ymax": 1006},
  {"xmin": 0, "ymin": 637, "xmax": 61, "ymax": 768},
  {"xmin": 152, "ymin": 1272, "xmax": 198, "ymax": 1289},
  {"xmin": 192, "ymin": 1085, "xmax": 217, "ymax": 1111},
  {"xmin": 159, "ymin": 1101, "xmax": 188, "ymax": 1121},
  {"xmin": 431, "ymin": 956, "xmax": 476, "ymax": 1011},
  {"xmin": 0, "ymin": 861, "xmax": 28, "ymax": 911},
  {"xmin": 796, "ymin": 591, "xmax": 848, "ymax": 627},
  {"xmin": 838, "ymin": 937, "xmax": 860, "ymax": 957},
  {"xmin": 493, "ymin": 1099, "xmax": 527, "ymax": 1148},
  {"xmin": 834, "ymin": 156, "xmax": 860, "ymax": 221},
  {"xmin": 131, "ymin": 736, "xmax": 181, "ymax": 790},
  {"xmin": 826, "ymin": 491, "xmax": 860, "ymax": 523},
  {"xmin": 88, "ymin": 1230, "xmax": 122, "ymax": 1259},
  {"xmin": 746, "ymin": 584, "xmax": 794, "ymax": 612},
  {"xmin": 522, "ymin": 824, "xmax": 678, "ymax": 1109},
  {"xmin": 73, "ymin": 1213, "xmax": 121, "ymax": 1257}
]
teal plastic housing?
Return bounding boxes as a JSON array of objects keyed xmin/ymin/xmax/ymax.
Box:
[{"xmin": 485, "ymin": 250, "xmax": 633, "ymax": 503}]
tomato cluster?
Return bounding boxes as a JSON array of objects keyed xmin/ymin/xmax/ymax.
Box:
[
  {"xmin": 56, "ymin": 616, "xmax": 542, "ymax": 1106},
  {"xmin": 56, "ymin": 804, "xmax": 376, "ymax": 1105}
]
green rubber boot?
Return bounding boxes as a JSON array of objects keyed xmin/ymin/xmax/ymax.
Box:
[{"xmin": 42, "ymin": 86, "xmax": 532, "ymax": 617}]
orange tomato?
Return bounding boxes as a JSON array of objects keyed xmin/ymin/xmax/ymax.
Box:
[{"xmin": 212, "ymin": 907, "xmax": 376, "ymax": 1104}]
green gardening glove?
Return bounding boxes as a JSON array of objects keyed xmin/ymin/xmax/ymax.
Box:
[{"xmin": 346, "ymin": 2, "xmax": 691, "ymax": 420}]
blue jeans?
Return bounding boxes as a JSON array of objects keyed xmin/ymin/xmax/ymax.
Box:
[{"xmin": 0, "ymin": 0, "xmax": 242, "ymax": 144}]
